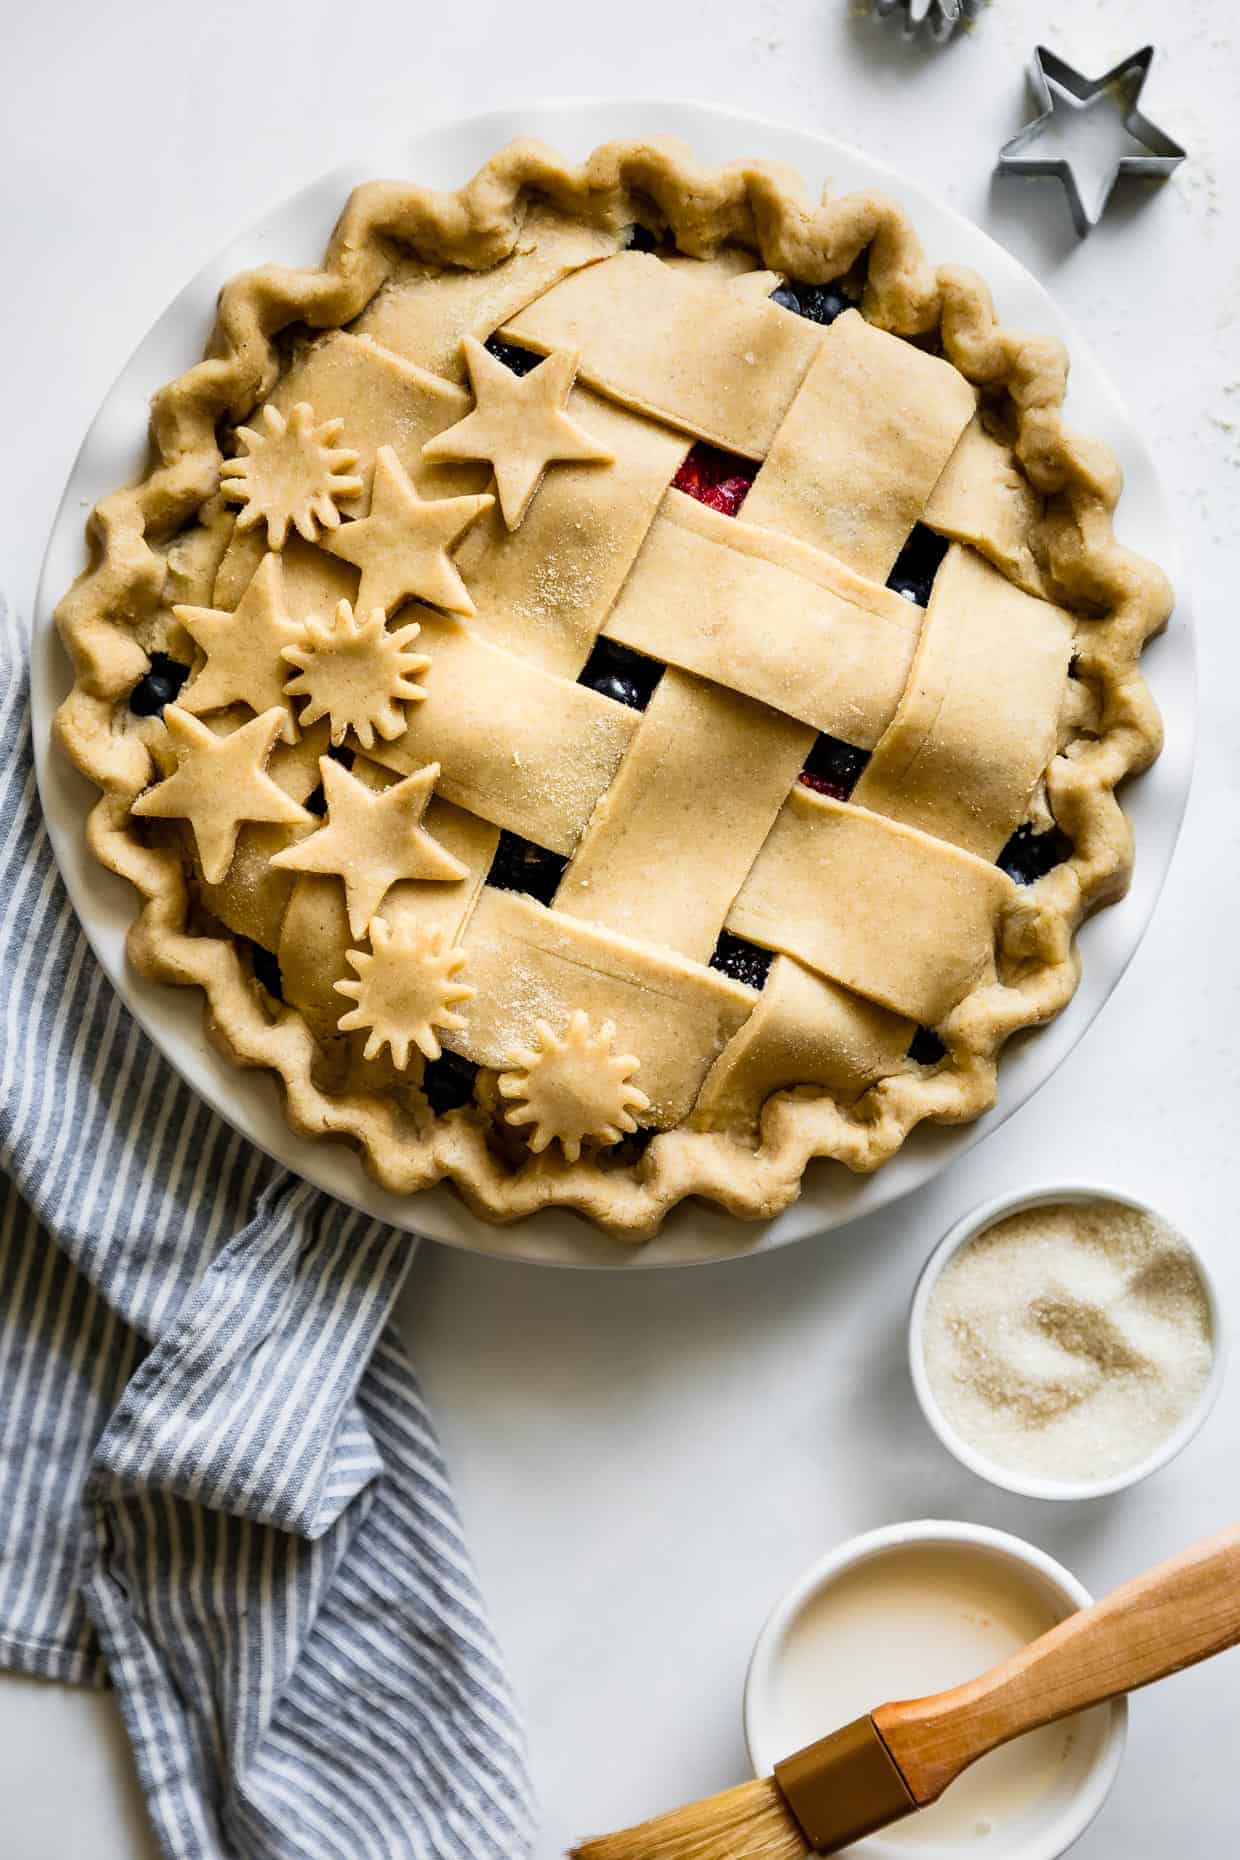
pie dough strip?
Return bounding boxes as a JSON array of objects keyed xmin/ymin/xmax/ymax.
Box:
[
  {"xmin": 662, "ymin": 250, "xmax": 777, "ymax": 287},
  {"xmin": 267, "ymin": 331, "xmax": 487, "ymax": 507},
  {"xmin": 212, "ymin": 331, "xmax": 488, "ymax": 601},
  {"xmin": 374, "ymin": 797, "xmax": 500, "ymax": 945},
  {"xmin": 362, "ymin": 610, "xmax": 640, "ymax": 855},
  {"xmin": 351, "ymin": 204, "xmax": 622, "ymax": 384},
  {"xmin": 603, "ymin": 489, "xmax": 924, "ymax": 747},
  {"xmin": 851, "ymin": 544, "xmax": 1075, "ymax": 859},
  {"xmin": 742, "ymin": 309, "xmax": 976, "ymax": 581},
  {"xmin": 198, "ymin": 825, "xmax": 303, "ymax": 951},
  {"xmin": 501, "ymin": 251, "xmax": 825, "ymax": 456},
  {"xmin": 452, "ymin": 888, "xmax": 755, "ymax": 1126},
  {"xmin": 453, "ymin": 388, "xmax": 689, "ymax": 675},
  {"xmin": 278, "ymin": 874, "xmax": 357, "ymax": 1053},
  {"xmin": 213, "ymin": 533, "xmax": 358, "ymax": 626},
  {"xmin": 690, "ymin": 955, "xmax": 915, "ymax": 1138},
  {"xmin": 727, "ymin": 786, "xmax": 1014, "ymax": 1026},
  {"xmin": 922, "ymin": 411, "xmax": 1049, "ymax": 599},
  {"xmin": 555, "ymin": 669, "xmax": 815, "ymax": 965}
]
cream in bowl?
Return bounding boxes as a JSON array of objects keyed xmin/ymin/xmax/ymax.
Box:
[
  {"xmin": 744, "ymin": 1521, "xmax": 1125, "ymax": 1860},
  {"xmin": 910, "ymin": 1187, "xmax": 1224, "ymax": 1500}
]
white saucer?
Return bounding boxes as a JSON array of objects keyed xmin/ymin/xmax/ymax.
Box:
[{"xmin": 31, "ymin": 98, "xmax": 1195, "ymax": 1268}]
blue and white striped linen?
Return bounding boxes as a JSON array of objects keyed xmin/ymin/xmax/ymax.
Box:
[{"xmin": 0, "ymin": 595, "xmax": 536, "ymax": 1860}]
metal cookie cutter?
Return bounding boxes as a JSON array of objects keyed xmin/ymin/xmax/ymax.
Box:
[
  {"xmin": 871, "ymin": 0, "xmax": 981, "ymax": 44},
  {"xmin": 998, "ymin": 45, "xmax": 1186, "ymax": 236}
]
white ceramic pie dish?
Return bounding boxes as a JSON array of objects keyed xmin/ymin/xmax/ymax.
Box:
[
  {"xmin": 30, "ymin": 98, "xmax": 1195, "ymax": 1268},
  {"xmin": 908, "ymin": 1184, "xmax": 1227, "ymax": 1501}
]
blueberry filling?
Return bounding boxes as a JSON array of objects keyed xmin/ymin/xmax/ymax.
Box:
[
  {"xmin": 486, "ymin": 830, "xmax": 567, "ymax": 905},
  {"xmin": 247, "ymin": 941, "xmax": 284, "ymax": 1001},
  {"xmin": 327, "ymin": 743, "xmax": 355, "ymax": 768},
  {"xmin": 886, "ymin": 524, "xmax": 950, "ymax": 608},
  {"xmin": 577, "ymin": 638, "xmax": 664, "ymax": 711},
  {"xmin": 422, "ymin": 1050, "xmax": 479, "ymax": 1115},
  {"xmin": 483, "ymin": 335, "xmax": 543, "ymax": 376},
  {"xmin": 611, "ymin": 1125, "xmax": 656, "ymax": 1163},
  {"xmin": 770, "ymin": 280, "xmax": 857, "ymax": 326},
  {"xmin": 908, "ymin": 1027, "xmax": 946, "ymax": 1065},
  {"xmin": 305, "ymin": 784, "xmax": 327, "ymax": 818},
  {"xmin": 997, "ymin": 822, "xmax": 1073, "ymax": 886},
  {"xmin": 710, "ymin": 932, "xmax": 772, "ymax": 991},
  {"xmin": 625, "ymin": 223, "xmax": 660, "ymax": 253},
  {"xmin": 129, "ymin": 652, "xmax": 189, "ymax": 717},
  {"xmin": 799, "ymin": 734, "xmax": 870, "ymax": 802},
  {"xmin": 671, "ymin": 442, "xmax": 756, "ymax": 518}
]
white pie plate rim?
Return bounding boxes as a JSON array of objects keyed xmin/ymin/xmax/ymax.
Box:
[{"xmin": 31, "ymin": 96, "xmax": 1195, "ymax": 1269}]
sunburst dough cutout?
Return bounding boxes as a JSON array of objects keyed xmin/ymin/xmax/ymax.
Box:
[
  {"xmin": 497, "ymin": 1011, "xmax": 650, "ymax": 1163},
  {"xmin": 281, "ymin": 600, "xmax": 430, "ymax": 749},
  {"xmin": 220, "ymin": 401, "xmax": 363, "ymax": 549},
  {"xmin": 335, "ymin": 919, "xmax": 473, "ymax": 1068}
]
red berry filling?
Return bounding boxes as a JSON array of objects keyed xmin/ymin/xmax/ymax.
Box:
[
  {"xmin": 672, "ymin": 443, "xmax": 756, "ymax": 518},
  {"xmin": 798, "ymin": 770, "xmax": 852, "ymax": 802},
  {"xmin": 799, "ymin": 735, "xmax": 870, "ymax": 802}
]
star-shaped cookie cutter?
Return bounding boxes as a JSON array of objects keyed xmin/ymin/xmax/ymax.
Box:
[{"xmin": 998, "ymin": 45, "xmax": 1186, "ymax": 237}]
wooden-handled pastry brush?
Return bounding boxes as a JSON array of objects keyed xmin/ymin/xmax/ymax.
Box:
[{"xmin": 573, "ymin": 1524, "xmax": 1240, "ymax": 1860}]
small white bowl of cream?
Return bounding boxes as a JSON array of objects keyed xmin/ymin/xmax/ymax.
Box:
[
  {"xmin": 745, "ymin": 1520, "xmax": 1126, "ymax": 1860},
  {"xmin": 909, "ymin": 1185, "xmax": 1225, "ymax": 1501}
]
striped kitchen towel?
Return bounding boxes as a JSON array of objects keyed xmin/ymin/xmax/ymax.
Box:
[{"xmin": 0, "ymin": 592, "xmax": 536, "ymax": 1860}]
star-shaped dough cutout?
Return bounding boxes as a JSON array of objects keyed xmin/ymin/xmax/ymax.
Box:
[
  {"xmin": 174, "ymin": 553, "xmax": 304, "ymax": 743},
  {"xmin": 421, "ymin": 336, "xmax": 614, "ymax": 530},
  {"xmin": 132, "ymin": 706, "xmax": 312, "ymax": 885},
  {"xmin": 270, "ymin": 757, "xmax": 467, "ymax": 939},
  {"xmin": 323, "ymin": 445, "xmax": 493, "ymax": 617}
]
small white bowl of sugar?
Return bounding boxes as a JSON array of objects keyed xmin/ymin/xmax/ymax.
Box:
[{"xmin": 909, "ymin": 1185, "xmax": 1226, "ymax": 1501}]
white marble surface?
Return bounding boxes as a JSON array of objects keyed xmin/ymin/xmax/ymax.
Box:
[{"xmin": 3, "ymin": 1, "xmax": 1239, "ymax": 1855}]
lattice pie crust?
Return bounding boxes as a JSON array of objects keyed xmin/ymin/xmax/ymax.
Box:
[{"xmin": 54, "ymin": 139, "xmax": 1169, "ymax": 1240}]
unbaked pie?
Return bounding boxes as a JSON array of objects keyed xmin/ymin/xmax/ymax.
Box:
[{"xmin": 54, "ymin": 139, "xmax": 1169, "ymax": 1239}]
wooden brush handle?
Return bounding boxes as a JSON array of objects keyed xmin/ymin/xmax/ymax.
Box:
[{"xmin": 874, "ymin": 1525, "xmax": 1240, "ymax": 1806}]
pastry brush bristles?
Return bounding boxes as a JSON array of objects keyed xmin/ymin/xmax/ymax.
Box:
[{"xmin": 570, "ymin": 1774, "xmax": 812, "ymax": 1860}]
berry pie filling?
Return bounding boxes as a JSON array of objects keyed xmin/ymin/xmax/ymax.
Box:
[
  {"xmin": 997, "ymin": 821, "xmax": 1074, "ymax": 885},
  {"xmin": 421, "ymin": 1049, "xmax": 481, "ymax": 1115},
  {"xmin": 486, "ymin": 831, "xmax": 568, "ymax": 906},
  {"xmin": 482, "ymin": 335, "xmax": 544, "ymax": 377},
  {"xmin": 129, "ymin": 652, "xmax": 190, "ymax": 717},
  {"xmin": 908, "ymin": 1026, "xmax": 947, "ymax": 1066},
  {"xmin": 710, "ymin": 932, "xmax": 773, "ymax": 992},
  {"xmin": 671, "ymin": 443, "xmax": 756, "ymax": 517},
  {"xmin": 624, "ymin": 223, "xmax": 662, "ymax": 253},
  {"xmin": 886, "ymin": 523, "xmax": 950, "ymax": 607},
  {"xmin": 246, "ymin": 939, "xmax": 284, "ymax": 1001},
  {"xmin": 769, "ymin": 279, "xmax": 858, "ymax": 326},
  {"xmin": 577, "ymin": 638, "xmax": 664, "ymax": 710},
  {"xmin": 799, "ymin": 734, "xmax": 871, "ymax": 802}
]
